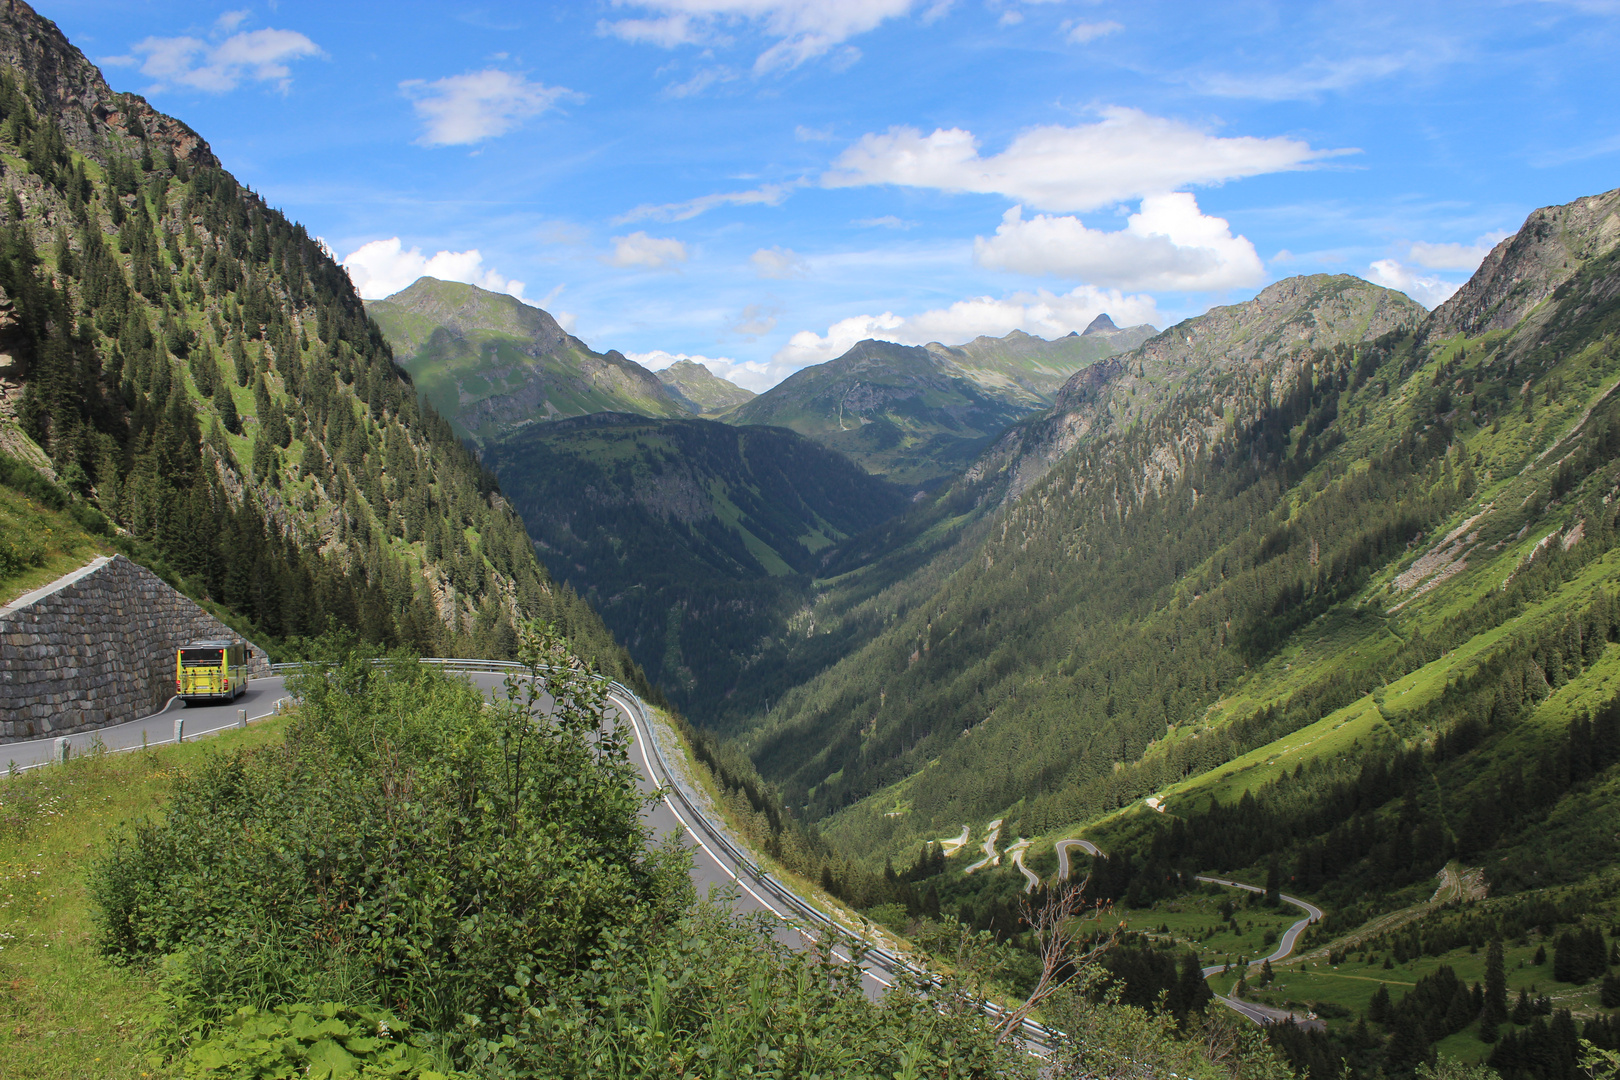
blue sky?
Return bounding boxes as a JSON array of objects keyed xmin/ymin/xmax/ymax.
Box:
[{"xmin": 43, "ymin": 0, "xmax": 1620, "ymax": 390}]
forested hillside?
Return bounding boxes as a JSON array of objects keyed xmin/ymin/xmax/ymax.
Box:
[
  {"xmin": 722, "ymin": 194, "xmax": 1620, "ymax": 883},
  {"xmin": 0, "ymin": 3, "xmax": 642, "ymax": 680},
  {"xmin": 482, "ymin": 412, "xmax": 906, "ymax": 714}
]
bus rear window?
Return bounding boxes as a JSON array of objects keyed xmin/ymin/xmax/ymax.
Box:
[{"xmin": 181, "ymin": 649, "xmax": 223, "ymax": 667}]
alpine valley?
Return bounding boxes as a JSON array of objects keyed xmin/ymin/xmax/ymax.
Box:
[{"xmin": 2, "ymin": 1, "xmax": 1619, "ymax": 1078}]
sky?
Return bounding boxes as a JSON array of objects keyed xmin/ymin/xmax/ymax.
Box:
[{"xmin": 42, "ymin": 0, "xmax": 1620, "ymax": 392}]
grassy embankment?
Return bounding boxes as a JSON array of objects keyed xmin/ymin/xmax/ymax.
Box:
[
  {"xmin": 0, "ymin": 479, "xmax": 110, "ymax": 608},
  {"xmin": 0, "ymin": 720, "xmax": 286, "ymax": 1079}
]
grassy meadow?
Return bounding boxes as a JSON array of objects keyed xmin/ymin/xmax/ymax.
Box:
[{"xmin": 0, "ymin": 720, "xmax": 286, "ymax": 1079}]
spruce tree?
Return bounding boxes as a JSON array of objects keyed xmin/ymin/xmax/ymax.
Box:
[
  {"xmin": 1484, "ymin": 940, "xmax": 1508, "ymax": 1025},
  {"xmin": 213, "ymin": 379, "xmax": 239, "ymax": 434}
]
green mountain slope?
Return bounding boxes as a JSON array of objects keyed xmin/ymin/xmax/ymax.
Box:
[
  {"xmin": 724, "ymin": 213, "xmax": 1620, "ymax": 854},
  {"xmin": 691, "ymin": 191, "xmax": 1620, "ymax": 1072},
  {"xmin": 936, "ymin": 318, "xmax": 1156, "ymax": 404},
  {"xmin": 725, "ymin": 325, "xmax": 1153, "ymax": 487},
  {"xmin": 480, "ymin": 412, "xmax": 907, "ymax": 711},
  {"xmin": 0, "ymin": 2, "xmax": 645, "ymax": 683},
  {"xmin": 722, "ymin": 339, "xmax": 1032, "ymax": 487},
  {"xmin": 366, "ymin": 277, "xmax": 686, "ymax": 445},
  {"xmin": 655, "ymin": 358, "xmax": 755, "ymax": 416}
]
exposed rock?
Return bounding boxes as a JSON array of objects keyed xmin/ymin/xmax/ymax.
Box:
[
  {"xmin": 0, "ymin": 1, "xmax": 218, "ymax": 169},
  {"xmin": 1423, "ymin": 186, "xmax": 1620, "ymax": 341}
]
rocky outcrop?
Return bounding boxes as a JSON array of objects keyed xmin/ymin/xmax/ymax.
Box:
[
  {"xmin": 0, "ymin": 1, "xmax": 218, "ymax": 169},
  {"xmin": 0, "ymin": 555, "xmax": 269, "ymax": 741},
  {"xmin": 1423, "ymin": 187, "xmax": 1620, "ymax": 342}
]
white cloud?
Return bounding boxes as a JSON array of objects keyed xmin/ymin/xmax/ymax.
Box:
[
  {"xmin": 401, "ymin": 70, "xmax": 577, "ymax": 147},
  {"xmin": 111, "ymin": 27, "xmax": 323, "ymax": 93},
  {"xmin": 1407, "ymin": 234, "xmax": 1507, "ymax": 270},
  {"xmin": 854, "ymin": 214, "xmax": 912, "ymax": 229},
  {"xmin": 662, "ymin": 65, "xmax": 740, "ymax": 97},
  {"xmin": 732, "ymin": 303, "xmax": 779, "ymax": 338},
  {"xmin": 751, "ymin": 246, "xmax": 807, "ymax": 279},
  {"xmin": 1366, "ymin": 259, "xmax": 1462, "ymax": 310},
  {"xmin": 602, "ymin": 0, "xmax": 916, "ymax": 72},
  {"xmin": 973, "ymin": 193, "xmax": 1265, "ymax": 292},
  {"xmin": 607, "ymin": 232, "xmax": 689, "ymax": 269},
  {"xmin": 823, "ymin": 106, "xmax": 1342, "ymax": 213},
  {"xmin": 600, "ymin": 14, "xmax": 713, "ymax": 48},
  {"xmin": 1197, "ymin": 51, "xmax": 1437, "ymax": 102},
  {"xmin": 628, "ymin": 350, "xmax": 777, "ymax": 393},
  {"xmin": 1065, "ymin": 20, "xmax": 1122, "ymax": 43},
  {"xmin": 615, "ymin": 181, "xmax": 801, "ymax": 224},
  {"xmin": 774, "ymin": 285, "xmax": 1161, "ymax": 368},
  {"xmin": 341, "ymin": 238, "xmax": 527, "ymax": 301}
]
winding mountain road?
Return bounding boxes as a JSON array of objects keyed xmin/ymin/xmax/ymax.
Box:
[{"xmin": 1050, "ymin": 836, "xmax": 1322, "ymax": 1027}]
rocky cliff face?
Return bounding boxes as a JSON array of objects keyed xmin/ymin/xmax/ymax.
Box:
[
  {"xmin": 1422, "ymin": 186, "xmax": 1620, "ymax": 341},
  {"xmin": 0, "ymin": 1, "xmax": 216, "ymax": 169}
]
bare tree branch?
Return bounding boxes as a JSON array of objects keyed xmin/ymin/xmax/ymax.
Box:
[{"xmin": 997, "ymin": 874, "xmax": 1120, "ymax": 1043}]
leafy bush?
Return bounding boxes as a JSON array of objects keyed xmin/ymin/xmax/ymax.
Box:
[
  {"xmin": 92, "ymin": 624, "xmax": 690, "ymax": 1062},
  {"xmin": 0, "ymin": 449, "xmax": 67, "ymax": 510},
  {"xmin": 175, "ymin": 1002, "xmax": 458, "ymax": 1079}
]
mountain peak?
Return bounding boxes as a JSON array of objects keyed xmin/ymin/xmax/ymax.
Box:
[
  {"xmin": 656, "ymin": 360, "xmax": 755, "ymax": 417},
  {"xmin": 367, "ymin": 278, "xmax": 685, "ymax": 442},
  {"xmin": 1422, "ymin": 186, "xmax": 1620, "ymax": 341},
  {"xmin": 1082, "ymin": 313, "xmax": 1120, "ymax": 336}
]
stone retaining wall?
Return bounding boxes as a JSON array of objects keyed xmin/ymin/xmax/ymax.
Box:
[{"xmin": 0, "ymin": 555, "xmax": 270, "ymax": 740}]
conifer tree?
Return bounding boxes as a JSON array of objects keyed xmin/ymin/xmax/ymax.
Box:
[
  {"xmin": 1484, "ymin": 939, "xmax": 1508, "ymax": 1025},
  {"xmin": 213, "ymin": 378, "xmax": 239, "ymax": 434}
]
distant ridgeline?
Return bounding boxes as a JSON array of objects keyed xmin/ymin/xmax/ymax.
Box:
[
  {"xmin": 718, "ymin": 186, "xmax": 1620, "ymax": 919},
  {"xmin": 365, "ymin": 277, "xmax": 689, "ymax": 448},
  {"xmin": 0, "ymin": 2, "xmax": 645, "ymax": 683}
]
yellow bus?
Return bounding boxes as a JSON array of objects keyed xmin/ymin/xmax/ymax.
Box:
[{"xmin": 176, "ymin": 639, "xmax": 250, "ymax": 704}]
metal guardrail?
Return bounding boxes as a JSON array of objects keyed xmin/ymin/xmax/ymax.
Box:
[
  {"xmin": 598, "ymin": 678, "xmax": 1058, "ymax": 1050},
  {"xmin": 266, "ymin": 658, "xmax": 1057, "ymax": 1050}
]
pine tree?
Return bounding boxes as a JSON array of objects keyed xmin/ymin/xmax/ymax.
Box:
[
  {"xmin": 1367, "ymin": 983, "xmax": 1391, "ymax": 1024},
  {"xmin": 213, "ymin": 379, "xmax": 239, "ymax": 434},
  {"xmin": 1484, "ymin": 939, "xmax": 1508, "ymax": 1025},
  {"xmin": 231, "ymin": 332, "xmax": 250, "ymax": 387}
]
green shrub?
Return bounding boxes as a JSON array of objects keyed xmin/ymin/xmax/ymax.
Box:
[
  {"xmin": 91, "ymin": 624, "xmax": 690, "ymax": 1061},
  {"xmin": 175, "ymin": 1001, "xmax": 460, "ymax": 1079}
]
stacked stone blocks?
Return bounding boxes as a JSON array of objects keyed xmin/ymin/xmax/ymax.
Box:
[{"xmin": 0, "ymin": 555, "xmax": 270, "ymax": 741}]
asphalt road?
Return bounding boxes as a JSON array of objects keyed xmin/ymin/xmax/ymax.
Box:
[
  {"xmin": 3, "ymin": 674, "xmax": 293, "ymax": 771},
  {"xmin": 1050, "ymin": 837, "xmax": 1323, "ymax": 1027}
]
